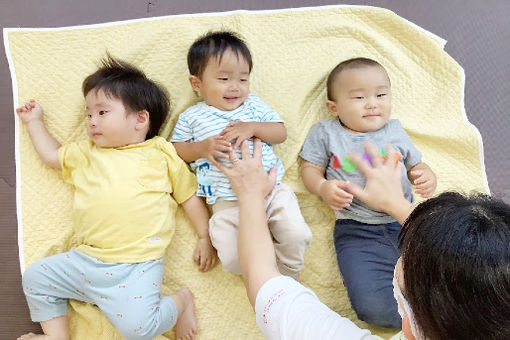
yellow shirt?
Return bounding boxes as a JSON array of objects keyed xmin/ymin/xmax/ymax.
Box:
[{"xmin": 58, "ymin": 136, "xmax": 197, "ymax": 263}]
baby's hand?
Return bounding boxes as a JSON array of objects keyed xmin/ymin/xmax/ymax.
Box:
[
  {"xmin": 16, "ymin": 100, "xmax": 43, "ymax": 124},
  {"xmin": 410, "ymin": 168, "xmax": 437, "ymax": 198},
  {"xmin": 200, "ymin": 136, "xmax": 232, "ymax": 167},
  {"xmin": 319, "ymin": 180, "xmax": 353, "ymax": 211},
  {"xmin": 220, "ymin": 122, "xmax": 255, "ymax": 149},
  {"xmin": 194, "ymin": 237, "xmax": 218, "ymax": 272}
]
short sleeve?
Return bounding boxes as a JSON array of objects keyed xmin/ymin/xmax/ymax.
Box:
[
  {"xmin": 159, "ymin": 140, "xmax": 198, "ymax": 203},
  {"xmin": 299, "ymin": 121, "xmax": 331, "ymax": 168},
  {"xmin": 248, "ymin": 94, "xmax": 284, "ymax": 123},
  {"xmin": 255, "ymin": 276, "xmax": 375, "ymax": 340},
  {"xmin": 389, "ymin": 120, "xmax": 422, "ymax": 170},
  {"xmin": 170, "ymin": 111, "xmax": 193, "ymax": 142},
  {"xmin": 58, "ymin": 140, "xmax": 90, "ymax": 185}
]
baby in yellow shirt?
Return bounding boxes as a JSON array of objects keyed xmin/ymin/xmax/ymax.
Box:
[{"xmin": 16, "ymin": 56, "xmax": 215, "ymax": 340}]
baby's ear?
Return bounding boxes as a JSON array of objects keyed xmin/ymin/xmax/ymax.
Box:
[
  {"xmin": 189, "ymin": 75, "xmax": 201, "ymax": 93},
  {"xmin": 135, "ymin": 110, "xmax": 150, "ymax": 130},
  {"xmin": 326, "ymin": 100, "xmax": 338, "ymax": 115}
]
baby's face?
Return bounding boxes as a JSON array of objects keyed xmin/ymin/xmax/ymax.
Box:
[
  {"xmin": 327, "ymin": 65, "xmax": 391, "ymax": 133},
  {"xmin": 85, "ymin": 89, "xmax": 141, "ymax": 148},
  {"xmin": 192, "ymin": 48, "xmax": 250, "ymax": 111}
]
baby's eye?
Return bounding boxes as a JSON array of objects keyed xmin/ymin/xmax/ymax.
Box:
[
  {"xmin": 86, "ymin": 114, "xmax": 92, "ymax": 119},
  {"xmin": 352, "ymin": 96, "xmax": 364, "ymax": 100},
  {"xmin": 240, "ymin": 78, "xmax": 248, "ymax": 82},
  {"xmin": 377, "ymin": 93, "xmax": 387, "ymax": 98},
  {"xmin": 218, "ymin": 77, "xmax": 228, "ymax": 81},
  {"xmin": 99, "ymin": 110, "xmax": 107, "ymax": 115}
]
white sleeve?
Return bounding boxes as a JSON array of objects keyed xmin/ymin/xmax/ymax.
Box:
[{"xmin": 255, "ymin": 276, "xmax": 376, "ymax": 340}]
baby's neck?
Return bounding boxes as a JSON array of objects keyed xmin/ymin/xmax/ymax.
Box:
[{"xmin": 92, "ymin": 135, "xmax": 149, "ymax": 149}]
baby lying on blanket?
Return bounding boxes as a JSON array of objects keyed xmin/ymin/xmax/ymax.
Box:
[
  {"xmin": 171, "ymin": 31, "xmax": 312, "ymax": 280},
  {"xmin": 16, "ymin": 56, "xmax": 217, "ymax": 340},
  {"xmin": 300, "ymin": 57, "xmax": 436, "ymax": 328}
]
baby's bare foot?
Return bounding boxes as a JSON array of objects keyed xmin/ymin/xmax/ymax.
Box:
[
  {"xmin": 171, "ymin": 288, "xmax": 198, "ymax": 340},
  {"xmin": 19, "ymin": 316, "xmax": 68, "ymax": 340}
]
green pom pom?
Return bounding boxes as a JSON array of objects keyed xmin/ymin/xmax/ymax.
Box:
[{"xmin": 342, "ymin": 155, "xmax": 357, "ymax": 172}]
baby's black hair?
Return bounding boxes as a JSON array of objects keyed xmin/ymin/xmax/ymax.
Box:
[
  {"xmin": 187, "ymin": 31, "xmax": 252, "ymax": 77},
  {"xmin": 82, "ymin": 55, "xmax": 170, "ymax": 140}
]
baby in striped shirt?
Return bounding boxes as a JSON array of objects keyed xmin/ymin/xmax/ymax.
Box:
[{"xmin": 171, "ymin": 31, "xmax": 312, "ymax": 279}]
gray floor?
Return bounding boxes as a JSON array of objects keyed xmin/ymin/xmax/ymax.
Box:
[{"xmin": 1, "ymin": 0, "xmax": 509, "ymax": 338}]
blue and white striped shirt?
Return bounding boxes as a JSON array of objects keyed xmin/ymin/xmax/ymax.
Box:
[{"xmin": 171, "ymin": 94, "xmax": 285, "ymax": 204}]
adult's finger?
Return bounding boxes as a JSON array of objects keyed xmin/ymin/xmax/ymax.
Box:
[
  {"xmin": 365, "ymin": 142, "xmax": 383, "ymax": 167},
  {"xmin": 252, "ymin": 138, "xmax": 263, "ymax": 161},
  {"xmin": 216, "ymin": 155, "xmax": 233, "ymax": 178},
  {"xmin": 239, "ymin": 139, "xmax": 251, "ymax": 160},
  {"xmin": 347, "ymin": 152, "xmax": 372, "ymax": 176},
  {"xmin": 383, "ymin": 143, "xmax": 400, "ymax": 167},
  {"xmin": 233, "ymin": 137, "xmax": 247, "ymax": 149}
]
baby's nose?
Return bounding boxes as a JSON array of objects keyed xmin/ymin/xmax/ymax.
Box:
[
  {"xmin": 229, "ymin": 82, "xmax": 241, "ymax": 91},
  {"xmin": 365, "ymin": 98, "xmax": 376, "ymax": 108}
]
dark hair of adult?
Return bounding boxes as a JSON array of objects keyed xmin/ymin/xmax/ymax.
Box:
[
  {"xmin": 82, "ymin": 55, "xmax": 170, "ymax": 140},
  {"xmin": 326, "ymin": 57, "xmax": 388, "ymax": 101},
  {"xmin": 187, "ymin": 31, "xmax": 253, "ymax": 77},
  {"xmin": 399, "ymin": 192, "xmax": 510, "ymax": 340}
]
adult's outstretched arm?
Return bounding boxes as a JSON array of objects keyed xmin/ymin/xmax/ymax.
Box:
[{"xmin": 217, "ymin": 139, "xmax": 280, "ymax": 307}]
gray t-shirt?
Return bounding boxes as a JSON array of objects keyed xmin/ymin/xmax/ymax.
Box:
[{"xmin": 300, "ymin": 119, "xmax": 421, "ymax": 224}]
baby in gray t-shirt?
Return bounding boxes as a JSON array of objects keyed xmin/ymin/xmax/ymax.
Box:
[
  {"xmin": 300, "ymin": 57, "xmax": 436, "ymax": 220},
  {"xmin": 299, "ymin": 57, "xmax": 436, "ymax": 328}
]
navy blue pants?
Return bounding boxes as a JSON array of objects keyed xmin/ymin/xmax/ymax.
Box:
[{"xmin": 334, "ymin": 219, "xmax": 401, "ymax": 328}]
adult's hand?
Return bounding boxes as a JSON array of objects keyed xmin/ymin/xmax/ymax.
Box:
[
  {"xmin": 346, "ymin": 142, "xmax": 413, "ymax": 224},
  {"xmin": 217, "ymin": 138, "xmax": 277, "ymax": 201}
]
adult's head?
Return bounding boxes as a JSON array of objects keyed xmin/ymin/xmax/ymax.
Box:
[
  {"xmin": 347, "ymin": 143, "xmax": 510, "ymax": 339},
  {"xmin": 396, "ymin": 192, "xmax": 510, "ymax": 340}
]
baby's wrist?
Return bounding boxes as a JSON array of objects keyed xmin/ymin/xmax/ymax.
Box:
[
  {"xmin": 317, "ymin": 179, "xmax": 328, "ymax": 197},
  {"xmin": 197, "ymin": 140, "xmax": 209, "ymax": 158},
  {"xmin": 26, "ymin": 118, "xmax": 45, "ymax": 129}
]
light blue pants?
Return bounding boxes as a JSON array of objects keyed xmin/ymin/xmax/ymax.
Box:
[{"xmin": 22, "ymin": 250, "xmax": 178, "ymax": 340}]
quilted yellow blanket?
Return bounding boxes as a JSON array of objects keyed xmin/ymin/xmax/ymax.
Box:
[{"xmin": 5, "ymin": 5, "xmax": 488, "ymax": 340}]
